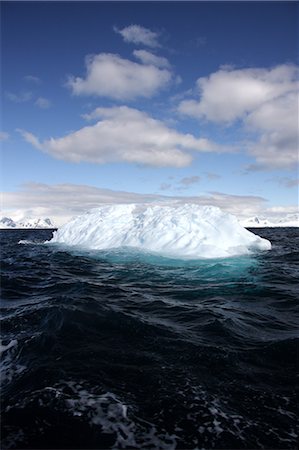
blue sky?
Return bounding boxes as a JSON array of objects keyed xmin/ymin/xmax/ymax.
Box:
[{"xmin": 1, "ymin": 1, "xmax": 298, "ymax": 224}]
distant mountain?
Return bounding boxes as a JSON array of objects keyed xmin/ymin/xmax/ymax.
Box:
[
  {"xmin": 240, "ymin": 214, "xmax": 299, "ymax": 228},
  {"xmin": 0, "ymin": 216, "xmax": 56, "ymax": 229},
  {"xmin": 0, "ymin": 217, "xmax": 16, "ymax": 228}
]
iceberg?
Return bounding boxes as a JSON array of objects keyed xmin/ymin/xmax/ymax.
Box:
[{"xmin": 50, "ymin": 204, "xmax": 271, "ymax": 259}]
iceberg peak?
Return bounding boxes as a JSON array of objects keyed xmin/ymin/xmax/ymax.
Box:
[{"xmin": 50, "ymin": 203, "xmax": 271, "ymax": 259}]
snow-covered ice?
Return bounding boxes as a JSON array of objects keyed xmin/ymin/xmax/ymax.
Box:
[{"xmin": 50, "ymin": 204, "xmax": 271, "ymax": 259}]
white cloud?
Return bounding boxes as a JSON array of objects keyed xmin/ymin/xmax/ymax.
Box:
[
  {"xmin": 0, "ymin": 131, "xmax": 9, "ymax": 141},
  {"xmin": 20, "ymin": 106, "xmax": 227, "ymax": 168},
  {"xmin": 133, "ymin": 50, "xmax": 170, "ymax": 68},
  {"xmin": 178, "ymin": 64, "xmax": 299, "ymax": 170},
  {"xmin": 114, "ymin": 24, "xmax": 160, "ymax": 48},
  {"xmin": 17, "ymin": 129, "xmax": 42, "ymax": 149},
  {"xmin": 67, "ymin": 53, "xmax": 172, "ymax": 100},
  {"xmin": 6, "ymin": 91, "xmax": 32, "ymax": 103},
  {"xmin": 1, "ymin": 182, "xmax": 271, "ymax": 226},
  {"xmin": 35, "ymin": 97, "xmax": 51, "ymax": 109},
  {"xmin": 246, "ymin": 91, "xmax": 298, "ymax": 170},
  {"xmin": 178, "ymin": 64, "xmax": 298, "ymax": 122}
]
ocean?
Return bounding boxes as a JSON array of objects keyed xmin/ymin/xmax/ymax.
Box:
[{"xmin": 1, "ymin": 228, "xmax": 298, "ymax": 449}]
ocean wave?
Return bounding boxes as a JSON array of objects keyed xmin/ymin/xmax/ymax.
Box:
[{"xmin": 1, "ymin": 228, "xmax": 298, "ymax": 449}]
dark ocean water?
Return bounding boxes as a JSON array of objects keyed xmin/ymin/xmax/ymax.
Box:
[{"xmin": 1, "ymin": 228, "xmax": 298, "ymax": 450}]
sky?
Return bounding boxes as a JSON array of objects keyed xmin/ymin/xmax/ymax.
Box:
[{"xmin": 1, "ymin": 0, "xmax": 298, "ymax": 225}]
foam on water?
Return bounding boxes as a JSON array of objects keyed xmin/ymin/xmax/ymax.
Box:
[
  {"xmin": 0, "ymin": 339, "xmax": 18, "ymax": 355},
  {"xmin": 3, "ymin": 381, "xmax": 178, "ymax": 450},
  {"xmin": 63, "ymin": 382, "xmax": 177, "ymax": 449},
  {"xmin": 4, "ymin": 377, "xmax": 296, "ymax": 450},
  {"xmin": 50, "ymin": 204, "xmax": 271, "ymax": 259},
  {"xmin": 18, "ymin": 239, "xmax": 45, "ymax": 245},
  {"xmin": 0, "ymin": 340, "xmax": 26, "ymax": 385}
]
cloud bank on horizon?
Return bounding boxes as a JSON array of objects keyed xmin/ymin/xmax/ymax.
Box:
[
  {"xmin": 1, "ymin": 1, "xmax": 298, "ymax": 224},
  {"xmin": 0, "ymin": 182, "xmax": 275, "ymax": 227},
  {"xmin": 3, "ymin": 182, "xmax": 298, "ymax": 227}
]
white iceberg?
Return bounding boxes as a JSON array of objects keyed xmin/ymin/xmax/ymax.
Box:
[{"xmin": 50, "ymin": 204, "xmax": 271, "ymax": 259}]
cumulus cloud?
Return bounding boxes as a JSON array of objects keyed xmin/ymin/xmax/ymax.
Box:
[
  {"xmin": 0, "ymin": 131, "xmax": 9, "ymax": 141},
  {"xmin": 114, "ymin": 24, "xmax": 160, "ymax": 47},
  {"xmin": 67, "ymin": 53, "xmax": 172, "ymax": 100},
  {"xmin": 20, "ymin": 106, "xmax": 227, "ymax": 168},
  {"xmin": 1, "ymin": 182, "xmax": 271, "ymax": 226},
  {"xmin": 178, "ymin": 64, "xmax": 299, "ymax": 170},
  {"xmin": 133, "ymin": 50, "xmax": 170, "ymax": 68},
  {"xmin": 246, "ymin": 91, "xmax": 298, "ymax": 170},
  {"xmin": 178, "ymin": 64, "xmax": 298, "ymax": 122},
  {"xmin": 35, "ymin": 97, "xmax": 51, "ymax": 109}
]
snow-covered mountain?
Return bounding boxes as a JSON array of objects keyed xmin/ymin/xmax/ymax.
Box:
[
  {"xmin": 0, "ymin": 216, "xmax": 56, "ymax": 229},
  {"xmin": 240, "ymin": 214, "xmax": 299, "ymax": 228}
]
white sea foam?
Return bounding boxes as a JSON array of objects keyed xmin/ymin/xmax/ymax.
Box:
[
  {"xmin": 0, "ymin": 339, "xmax": 18, "ymax": 355},
  {"xmin": 62, "ymin": 381, "xmax": 177, "ymax": 449},
  {"xmin": 49, "ymin": 203, "xmax": 271, "ymax": 259},
  {"xmin": 0, "ymin": 340, "xmax": 26, "ymax": 385}
]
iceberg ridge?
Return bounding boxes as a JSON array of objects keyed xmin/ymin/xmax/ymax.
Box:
[{"xmin": 50, "ymin": 203, "xmax": 271, "ymax": 259}]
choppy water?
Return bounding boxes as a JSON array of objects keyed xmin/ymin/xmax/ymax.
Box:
[{"xmin": 1, "ymin": 228, "xmax": 298, "ymax": 449}]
